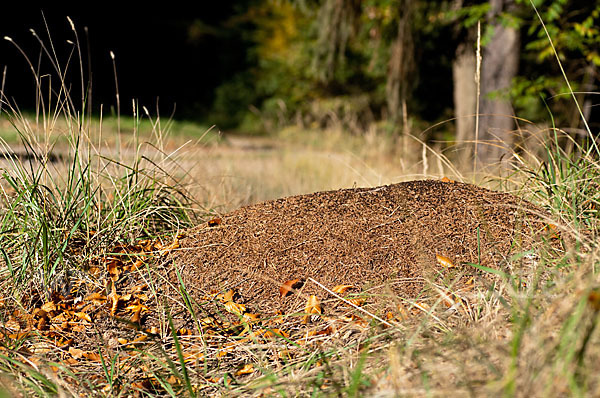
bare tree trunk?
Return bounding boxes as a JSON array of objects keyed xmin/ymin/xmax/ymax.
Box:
[
  {"xmin": 453, "ymin": 41, "xmax": 477, "ymax": 164},
  {"xmin": 386, "ymin": 0, "xmax": 414, "ymax": 127},
  {"xmin": 313, "ymin": 0, "xmax": 360, "ymax": 84},
  {"xmin": 477, "ymin": 0, "xmax": 520, "ymax": 166}
]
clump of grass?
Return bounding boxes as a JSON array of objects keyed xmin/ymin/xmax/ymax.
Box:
[
  {"xmin": 0, "ymin": 18, "xmax": 208, "ymax": 396},
  {"xmin": 0, "ymin": 22, "xmax": 199, "ymax": 305}
]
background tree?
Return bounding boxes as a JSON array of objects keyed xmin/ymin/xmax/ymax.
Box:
[{"xmin": 476, "ymin": 0, "xmax": 521, "ymax": 166}]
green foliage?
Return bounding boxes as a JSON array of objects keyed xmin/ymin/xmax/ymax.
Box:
[
  {"xmin": 210, "ymin": 0, "xmax": 458, "ymax": 133},
  {"xmin": 208, "ymin": 0, "xmax": 599, "ymax": 140}
]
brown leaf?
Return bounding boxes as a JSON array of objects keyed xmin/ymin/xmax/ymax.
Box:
[
  {"xmin": 347, "ymin": 298, "xmax": 365, "ymax": 307},
  {"xmin": 130, "ymin": 305, "xmax": 143, "ymax": 324},
  {"xmin": 41, "ymin": 301, "xmax": 57, "ymax": 313},
  {"xmin": 588, "ymin": 289, "xmax": 600, "ymax": 311},
  {"xmin": 5, "ymin": 317, "xmax": 20, "ymax": 331},
  {"xmin": 545, "ymin": 224, "xmax": 560, "ymax": 240},
  {"xmin": 436, "ymin": 254, "xmax": 455, "ymax": 268},
  {"xmin": 222, "ymin": 289, "xmax": 235, "ymax": 303},
  {"xmin": 85, "ymin": 292, "xmax": 107, "ymax": 305},
  {"xmin": 235, "ymin": 363, "xmax": 254, "ymax": 376},
  {"xmin": 69, "ymin": 347, "xmax": 84, "ymax": 359},
  {"xmin": 302, "ymin": 295, "xmax": 321, "ymax": 324},
  {"xmin": 106, "ymin": 259, "xmax": 122, "ymax": 281},
  {"xmin": 158, "ymin": 237, "xmax": 180, "ymax": 255},
  {"xmin": 129, "ymin": 259, "xmax": 144, "ymax": 271},
  {"xmin": 264, "ymin": 329, "xmax": 289, "ymax": 339},
  {"xmin": 208, "ymin": 217, "xmax": 222, "ymax": 227},
  {"xmin": 279, "ymin": 279, "xmax": 303, "ymax": 298},
  {"xmin": 83, "ymin": 352, "xmax": 103, "ymax": 362},
  {"xmin": 397, "ymin": 304, "xmax": 410, "ymax": 320},
  {"xmin": 224, "ymin": 301, "xmax": 246, "ymax": 316},
  {"xmin": 73, "ymin": 312, "xmax": 92, "ymax": 323},
  {"xmin": 332, "ymin": 284, "xmax": 354, "ymax": 295},
  {"xmin": 108, "ymin": 288, "xmax": 120, "ymax": 316},
  {"xmin": 243, "ymin": 313, "xmax": 261, "ymax": 323},
  {"xmin": 36, "ymin": 317, "xmax": 47, "ymax": 331}
]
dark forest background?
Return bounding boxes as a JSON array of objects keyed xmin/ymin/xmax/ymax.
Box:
[{"xmin": 1, "ymin": 1, "xmax": 599, "ymax": 164}]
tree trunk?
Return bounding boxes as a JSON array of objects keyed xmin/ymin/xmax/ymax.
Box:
[
  {"xmin": 386, "ymin": 0, "xmax": 414, "ymax": 127},
  {"xmin": 453, "ymin": 41, "xmax": 477, "ymax": 164},
  {"xmin": 313, "ymin": 0, "xmax": 360, "ymax": 84},
  {"xmin": 477, "ymin": 0, "xmax": 520, "ymax": 166}
]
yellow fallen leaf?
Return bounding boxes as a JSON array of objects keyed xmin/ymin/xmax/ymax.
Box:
[
  {"xmin": 332, "ymin": 284, "xmax": 354, "ymax": 294},
  {"xmin": 236, "ymin": 364, "xmax": 254, "ymax": 376},
  {"xmin": 222, "ymin": 289, "xmax": 235, "ymax": 303},
  {"xmin": 264, "ymin": 329, "xmax": 289, "ymax": 339},
  {"xmin": 347, "ymin": 298, "xmax": 365, "ymax": 307},
  {"xmin": 85, "ymin": 292, "xmax": 106, "ymax": 305},
  {"xmin": 436, "ymin": 254, "xmax": 455, "ymax": 268},
  {"xmin": 243, "ymin": 313, "xmax": 261, "ymax": 323},
  {"xmin": 73, "ymin": 312, "xmax": 92, "ymax": 323},
  {"xmin": 224, "ymin": 301, "xmax": 246, "ymax": 316},
  {"xmin": 302, "ymin": 295, "xmax": 321, "ymax": 324}
]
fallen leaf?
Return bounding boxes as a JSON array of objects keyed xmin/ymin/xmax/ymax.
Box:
[
  {"xmin": 108, "ymin": 284, "xmax": 119, "ymax": 316},
  {"xmin": 129, "ymin": 259, "xmax": 144, "ymax": 271},
  {"xmin": 436, "ymin": 254, "xmax": 455, "ymax": 268},
  {"xmin": 243, "ymin": 313, "xmax": 261, "ymax": 323},
  {"xmin": 73, "ymin": 312, "xmax": 92, "ymax": 323},
  {"xmin": 208, "ymin": 217, "xmax": 222, "ymax": 227},
  {"xmin": 588, "ymin": 289, "xmax": 600, "ymax": 311},
  {"xmin": 332, "ymin": 284, "xmax": 354, "ymax": 294},
  {"xmin": 83, "ymin": 352, "xmax": 103, "ymax": 362},
  {"xmin": 279, "ymin": 279, "xmax": 303, "ymax": 298},
  {"xmin": 264, "ymin": 329, "xmax": 289, "ymax": 339},
  {"xmin": 347, "ymin": 298, "xmax": 365, "ymax": 307},
  {"xmin": 411, "ymin": 302, "xmax": 431, "ymax": 315},
  {"xmin": 544, "ymin": 224, "xmax": 560, "ymax": 240},
  {"xmin": 41, "ymin": 301, "xmax": 57, "ymax": 313},
  {"xmin": 224, "ymin": 301, "xmax": 246, "ymax": 316},
  {"xmin": 106, "ymin": 259, "xmax": 122, "ymax": 281},
  {"xmin": 236, "ymin": 363, "xmax": 254, "ymax": 376},
  {"xmin": 130, "ymin": 305, "xmax": 143, "ymax": 324},
  {"xmin": 302, "ymin": 295, "xmax": 321, "ymax": 324},
  {"xmin": 85, "ymin": 292, "xmax": 106, "ymax": 305},
  {"xmin": 397, "ymin": 304, "xmax": 410, "ymax": 320},
  {"xmin": 222, "ymin": 289, "xmax": 235, "ymax": 303},
  {"xmin": 69, "ymin": 347, "xmax": 84, "ymax": 359},
  {"xmin": 158, "ymin": 237, "xmax": 179, "ymax": 255}
]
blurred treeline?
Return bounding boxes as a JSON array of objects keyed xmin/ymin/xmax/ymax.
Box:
[{"xmin": 202, "ymin": 0, "xmax": 599, "ymax": 162}]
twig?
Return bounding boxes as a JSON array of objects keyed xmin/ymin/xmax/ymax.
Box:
[{"xmin": 307, "ymin": 277, "xmax": 396, "ymax": 328}]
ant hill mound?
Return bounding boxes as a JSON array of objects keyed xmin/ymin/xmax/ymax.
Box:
[{"xmin": 167, "ymin": 180, "xmax": 554, "ymax": 316}]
